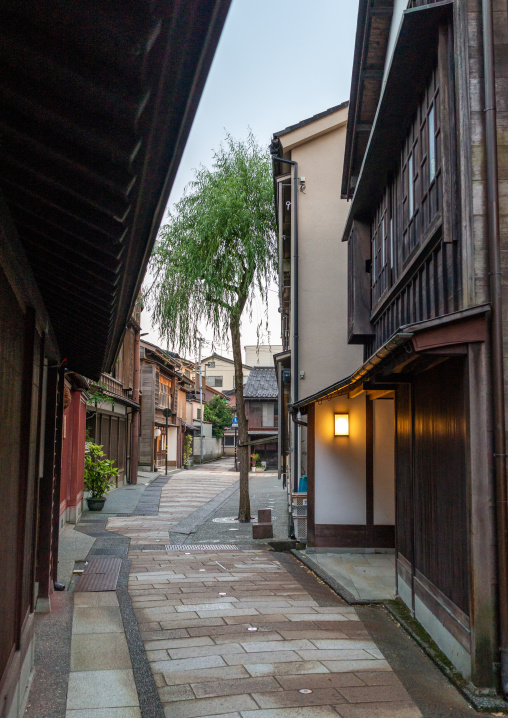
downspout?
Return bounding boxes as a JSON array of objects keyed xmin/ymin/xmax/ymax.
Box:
[
  {"xmin": 482, "ymin": 0, "xmax": 508, "ymax": 696},
  {"xmin": 130, "ymin": 324, "xmax": 141, "ymax": 485},
  {"xmin": 272, "ymin": 156, "xmax": 299, "ymax": 492}
]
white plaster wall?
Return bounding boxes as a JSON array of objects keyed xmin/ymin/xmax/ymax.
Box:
[
  {"xmin": 291, "ymin": 121, "xmax": 363, "ymax": 399},
  {"xmin": 167, "ymin": 426, "xmax": 178, "ymax": 463},
  {"xmin": 244, "ymin": 345, "xmax": 283, "ymax": 367},
  {"xmin": 373, "ymin": 399, "xmax": 395, "ymax": 525},
  {"xmin": 383, "ymin": 0, "xmax": 408, "ymax": 84},
  {"xmin": 201, "ymin": 357, "xmax": 250, "ymax": 391},
  {"xmin": 314, "ymin": 394, "xmax": 366, "ymax": 524}
]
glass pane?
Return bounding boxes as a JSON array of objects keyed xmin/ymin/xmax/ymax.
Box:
[
  {"xmin": 428, "ymin": 105, "xmax": 436, "ymax": 182},
  {"xmin": 408, "ymin": 154, "xmax": 414, "ymax": 218},
  {"xmin": 262, "ymin": 403, "xmax": 274, "ymax": 427}
]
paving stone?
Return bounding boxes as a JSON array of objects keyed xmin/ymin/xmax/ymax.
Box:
[
  {"xmin": 144, "ymin": 636, "xmax": 214, "ymax": 651},
  {"xmin": 352, "ymin": 671, "xmax": 403, "ymax": 686},
  {"xmin": 157, "ymin": 684, "xmax": 195, "ymax": 702},
  {"xmin": 276, "ymin": 673, "xmax": 365, "ymax": 690},
  {"xmin": 65, "ymin": 709, "xmax": 142, "ymax": 717},
  {"xmin": 241, "ymin": 640, "xmax": 314, "ymax": 653},
  {"xmin": 167, "ymin": 642, "xmax": 245, "ymax": 659},
  {"xmin": 72, "ymin": 607, "xmax": 124, "ymax": 634},
  {"xmin": 162, "ymin": 665, "xmax": 251, "ymax": 687},
  {"xmin": 321, "ymin": 660, "xmax": 391, "ymax": 673},
  {"xmin": 151, "ymin": 654, "xmax": 226, "ymax": 673},
  {"xmin": 338, "ymin": 684, "xmax": 411, "ymax": 703},
  {"xmin": 192, "ymin": 676, "xmax": 282, "ymax": 698},
  {"xmin": 66, "ymin": 669, "xmax": 139, "ymax": 709},
  {"xmin": 244, "ymin": 661, "xmax": 329, "ymax": 677},
  {"xmin": 296, "ymin": 649, "xmax": 379, "ymax": 662},
  {"xmin": 224, "ymin": 650, "xmax": 301, "ymax": 665},
  {"xmin": 163, "ymin": 694, "xmax": 258, "ymax": 718},
  {"xmin": 240, "ymin": 707, "xmax": 342, "ymax": 717},
  {"xmin": 70, "ymin": 632, "xmax": 131, "ymax": 671},
  {"xmin": 251, "ymin": 687, "xmax": 345, "ymax": 708},
  {"xmin": 309, "ymin": 640, "xmax": 377, "ymax": 651},
  {"xmin": 334, "ymin": 702, "xmax": 422, "ymax": 718}
]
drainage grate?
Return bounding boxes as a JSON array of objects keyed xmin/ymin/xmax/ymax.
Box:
[
  {"xmin": 164, "ymin": 544, "xmax": 237, "ymax": 551},
  {"xmin": 74, "ymin": 557, "xmax": 122, "ymax": 591}
]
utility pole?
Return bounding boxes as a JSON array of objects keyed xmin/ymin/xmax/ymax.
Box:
[{"xmin": 198, "ymin": 337, "xmax": 204, "ymax": 464}]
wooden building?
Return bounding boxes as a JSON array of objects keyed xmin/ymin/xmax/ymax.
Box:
[
  {"xmin": 0, "ymin": 2, "xmax": 230, "ymax": 716},
  {"xmin": 86, "ymin": 311, "xmax": 141, "ymax": 487},
  {"xmin": 139, "ymin": 340, "xmax": 194, "ymax": 471},
  {"xmin": 291, "ymin": 0, "xmax": 508, "ymax": 694},
  {"xmin": 243, "ymin": 367, "xmax": 279, "ymax": 470}
]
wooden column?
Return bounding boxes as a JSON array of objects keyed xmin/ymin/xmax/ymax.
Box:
[
  {"xmin": 306, "ymin": 404, "xmax": 315, "ymax": 547},
  {"xmin": 37, "ymin": 366, "xmax": 58, "ymax": 599}
]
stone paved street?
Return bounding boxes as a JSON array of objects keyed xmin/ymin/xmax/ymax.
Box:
[{"xmin": 27, "ymin": 458, "xmax": 502, "ymax": 718}]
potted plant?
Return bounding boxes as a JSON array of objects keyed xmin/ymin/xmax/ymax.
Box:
[
  {"xmin": 183, "ymin": 434, "xmax": 193, "ymax": 469},
  {"xmin": 84, "ymin": 442, "xmax": 118, "ymax": 510}
]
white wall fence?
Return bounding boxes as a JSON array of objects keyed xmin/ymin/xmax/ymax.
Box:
[{"xmin": 193, "ymin": 436, "xmax": 223, "ymax": 463}]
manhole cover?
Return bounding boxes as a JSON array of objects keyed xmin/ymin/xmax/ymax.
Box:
[{"xmin": 164, "ymin": 544, "xmax": 237, "ymax": 550}]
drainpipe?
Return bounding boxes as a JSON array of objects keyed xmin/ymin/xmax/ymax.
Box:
[
  {"xmin": 130, "ymin": 324, "xmax": 141, "ymax": 485},
  {"xmin": 482, "ymin": 0, "xmax": 508, "ymax": 697},
  {"xmin": 272, "ymin": 155, "xmax": 299, "ymax": 492}
]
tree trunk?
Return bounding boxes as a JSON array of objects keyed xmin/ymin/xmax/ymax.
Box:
[{"xmin": 230, "ymin": 311, "xmax": 250, "ymax": 522}]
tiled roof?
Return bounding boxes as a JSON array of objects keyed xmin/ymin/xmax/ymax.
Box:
[{"xmin": 243, "ymin": 367, "xmax": 278, "ymax": 399}]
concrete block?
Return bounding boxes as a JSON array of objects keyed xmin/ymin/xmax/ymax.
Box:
[
  {"xmin": 258, "ymin": 508, "xmax": 272, "ymax": 523},
  {"xmin": 253, "ymin": 523, "xmax": 273, "ymax": 539}
]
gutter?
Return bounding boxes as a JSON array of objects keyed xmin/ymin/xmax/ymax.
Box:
[
  {"xmin": 271, "ymin": 155, "xmax": 300, "ymax": 493},
  {"xmin": 292, "ymin": 331, "xmax": 413, "ymax": 410},
  {"xmin": 482, "ymin": 0, "xmax": 508, "ymax": 697}
]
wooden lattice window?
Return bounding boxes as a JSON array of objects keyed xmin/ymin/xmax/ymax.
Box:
[
  {"xmin": 370, "ymin": 60, "xmax": 441, "ymax": 309},
  {"xmin": 401, "ymin": 62, "xmax": 441, "ymax": 262}
]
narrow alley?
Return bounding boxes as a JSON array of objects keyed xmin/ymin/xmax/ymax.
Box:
[{"xmin": 26, "ymin": 460, "xmax": 494, "ymax": 718}]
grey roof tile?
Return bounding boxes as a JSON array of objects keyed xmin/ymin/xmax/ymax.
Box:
[{"xmin": 243, "ymin": 367, "xmax": 278, "ymax": 399}]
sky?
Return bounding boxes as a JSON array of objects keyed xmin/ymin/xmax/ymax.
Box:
[{"xmin": 141, "ymin": 0, "xmax": 359, "ymax": 361}]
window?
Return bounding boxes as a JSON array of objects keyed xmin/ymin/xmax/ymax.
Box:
[
  {"xmin": 196, "ymin": 409, "xmax": 201, "ymax": 419},
  {"xmin": 428, "ymin": 104, "xmax": 436, "ymax": 182},
  {"xmin": 262, "ymin": 403, "xmax": 275, "ymax": 427},
  {"xmin": 207, "ymin": 375, "xmax": 223, "ymax": 388},
  {"xmin": 158, "ymin": 377, "xmax": 170, "ymax": 409},
  {"xmin": 370, "ymin": 59, "xmax": 441, "ymax": 308},
  {"xmin": 408, "ymin": 153, "xmax": 414, "ymax": 219},
  {"xmin": 224, "ymin": 435, "xmax": 235, "ymax": 446}
]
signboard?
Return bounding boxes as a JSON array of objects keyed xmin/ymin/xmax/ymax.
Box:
[{"xmin": 232, "ymin": 416, "xmax": 238, "ymax": 427}]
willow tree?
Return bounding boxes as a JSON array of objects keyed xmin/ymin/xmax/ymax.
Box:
[{"xmin": 147, "ymin": 132, "xmax": 276, "ymax": 521}]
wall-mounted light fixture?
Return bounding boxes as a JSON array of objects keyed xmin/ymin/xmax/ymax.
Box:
[
  {"xmin": 154, "ymin": 427, "xmax": 161, "ymax": 438},
  {"xmin": 334, "ymin": 413, "xmax": 349, "ymax": 436}
]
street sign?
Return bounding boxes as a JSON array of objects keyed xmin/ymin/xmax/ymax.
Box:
[
  {"xmin": 162, "ymin": 408, "xmax": 171, "ymax": 418},
  {"xmin": 232, "ymin": 416, "xmax": 238, "ymax": 427}
]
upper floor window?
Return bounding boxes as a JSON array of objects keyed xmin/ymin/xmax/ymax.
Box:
[
  {"xmin": 207, "ymin": 375, "xmax": 223, "ymax": 388},
  {"xmin": 158, "ymin": 377, "xmax": 170, "ymax": 409},
  {"xmin": 371, "ymin": 60, "xmax": 441, "ymax": 308}
]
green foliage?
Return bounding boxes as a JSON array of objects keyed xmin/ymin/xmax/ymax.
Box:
[
  {"xmin": 183, "ymin": 434, "xmax": 193, "ymax": 464},
  {"xmin": 204, "ymin": 396, "xmax": 233, "ymax": 438},
  {"xmin": 87, "ymin": 382, "xmax": 115, "ymax": 408},
  {"xmin": 84, "ymin": 442, "xmax": 118, "ymax": 499},
  {"xmin": 146, "ymin": 131, "xmax": 277, "ymax": 354}
]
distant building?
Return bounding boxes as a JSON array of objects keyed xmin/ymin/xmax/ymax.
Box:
[
  {"xmin": 200, "ymin": 353, "xmax": 251, "ymax": 391},
  {"xmin": 243, "ymin": 367, "xmax": 279, "ymax": 470},
  {"xmin": 244, "ymin": 344, "xmax": 283, "ymax": 367}
]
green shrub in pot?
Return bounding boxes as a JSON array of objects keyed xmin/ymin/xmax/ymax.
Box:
[{"xmin": 84, "ymin": 442, "xmax": 118, "ymax": 509}]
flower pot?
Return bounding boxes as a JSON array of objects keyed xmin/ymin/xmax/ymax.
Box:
[{"xmin": 86, "ymin": 497, "xmax": 106, "ymax": 511}]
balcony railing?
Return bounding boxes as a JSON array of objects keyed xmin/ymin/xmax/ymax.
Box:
[{"xmin": 101, "ymin": 373, "xmax": 129, "ymax": 398}]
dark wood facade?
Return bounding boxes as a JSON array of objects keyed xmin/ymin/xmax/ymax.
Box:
[
  {"xmin": 0, "ymin": 2, "xmax": 231, "ymax": 715},
  {"xmin": 336, "ymin": 0, "xmax": 507, "ymax": 691}
]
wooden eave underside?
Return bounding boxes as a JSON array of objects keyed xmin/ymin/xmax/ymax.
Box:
[
  {"xmin": 342, "ymin": 0, "xmax": 394, "ymax": 200},
  {"xmin": 342, "ymin": 0, "xmax": 453, "ymax": 240},
  {"xmin": 0, "ymin": 0, "xmax": 231, "ymax": 379}
]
